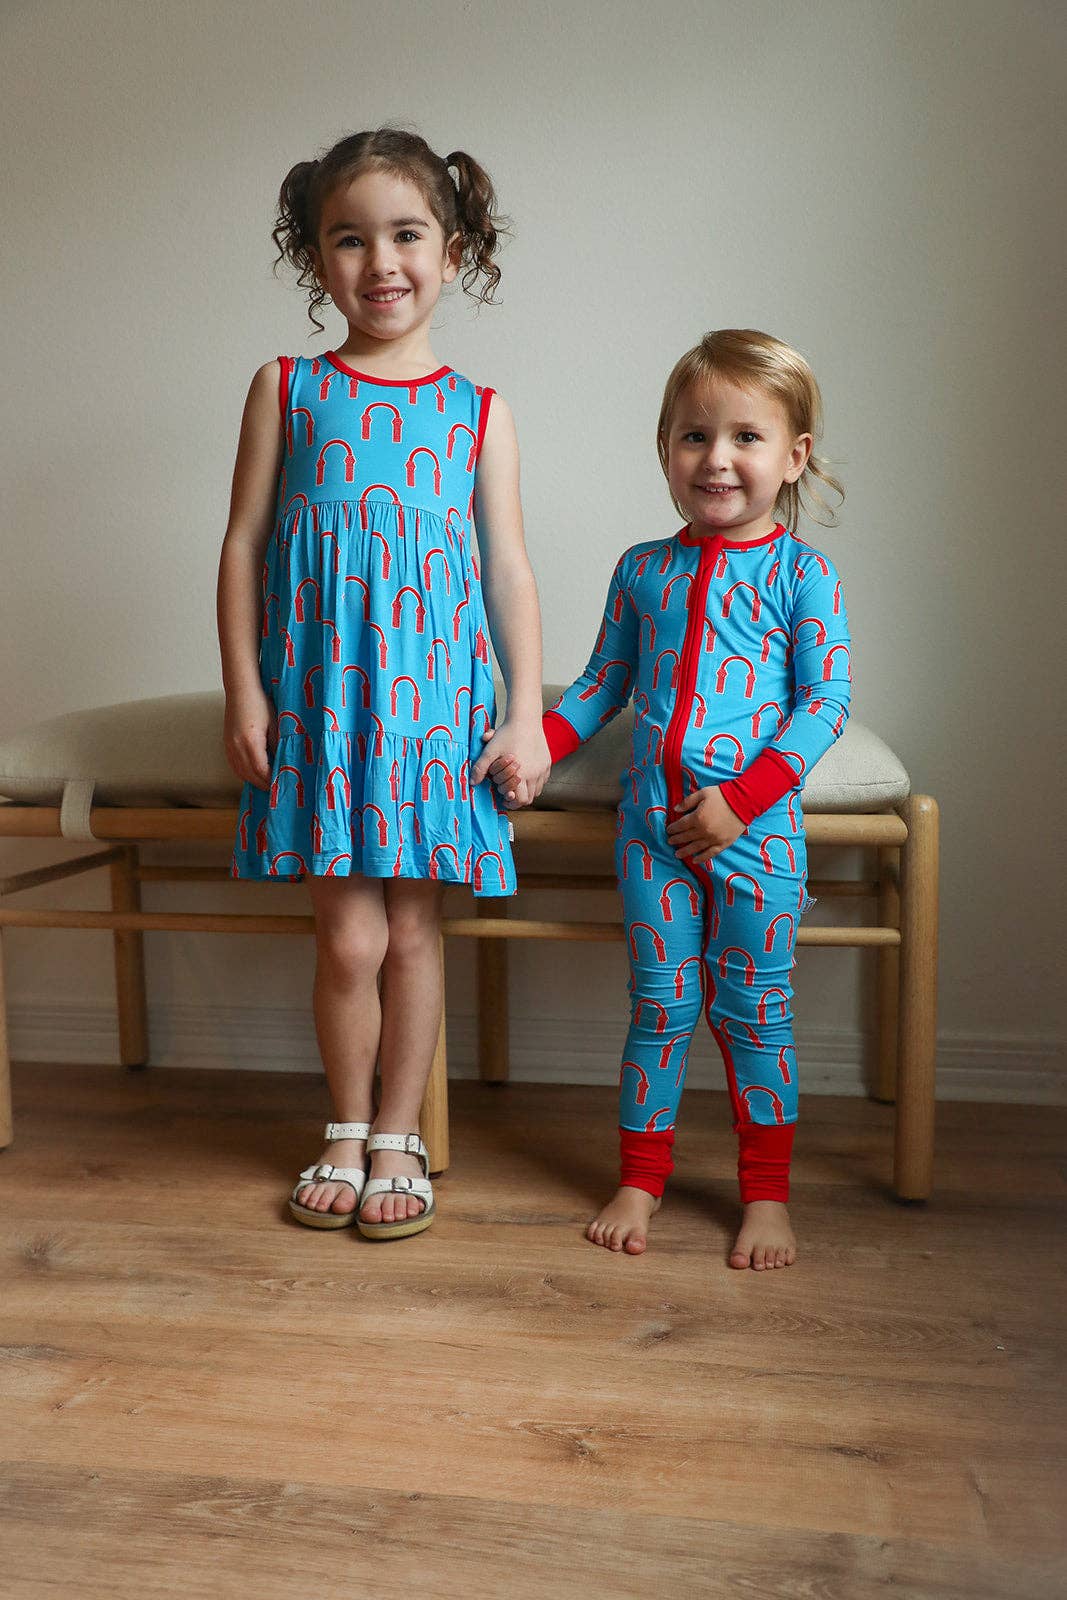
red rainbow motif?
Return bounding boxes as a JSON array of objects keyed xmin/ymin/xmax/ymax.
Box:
[
  {"xmin": 752, "ymin": 700, "xmax": 784, "ymax": 737},
  {"xmin": 361, "ymin": 401, "xmax": 403, "ymax": 442},
  {"xmin": 406, "ymin": 447, "xmax": 442, "ymax": 496},
  {"xmin": 794, "ymin": 616, "xmax": 827, "ymax": 646},
  {"xmin": 344, "ymin": 575, "xmax": 371, "ymax": 619},
  {"xmin": 422, "ymin": 549, "xmax": 451, "ymax": 593},
  {"xmin": 764, "ymin": 911, "xmax": 795, "ymax": 951},
  {"xmin": 360, "ymin": 488, "xmax": 403, "ymax": 553},
  {"xmin": 714, "ymin": 655, "xmax": 756, "ymax": 698},
  {"xmin": 453, "ymin": 685, "xmax": 472, "ymax": 728},
  {"xmin": 777, "ymin": 1046, "xmax": 794, "ymax": 1084},
  {"xmin": 662, "ymin": 572, "xmax": 693, "ymax": 610},
  {"xmin": 644, "ymin": 1108, "xmax": 673, "ymax": 1133},
  {"xmin": 294, "ymin": 577, "xmax": 321, "ymax": 622},
  {"xmin": 391, "ymin": 587, "xmax": 427, "ymax": 633},
  {"xmin": 270, "ymin": 851, "xmax": 308, "ymax": 874},
  {"xmin": 361, "ymin": 805, "xmax": 389, "ymax": 847},
  {"xmin": 639, "ymin": 613, "xmax": 658, "ymax": 652},
  {"xmin": 324, "ymin": 853, "xmax": 351, "ymax": 876},
  {"xmin": 303, "ymin": 664, "xmax": 322, "ymax": 707},
  {"xmin": 704, "ymin": 732, "xmax": 745, "ymax": 771},
  {"xmin": 368, "ymin": 623, "xmax": 388, "ymax": 668},
  {"xmin": 822, "ymin": 644, "xmax": 851, "ymax": 681},
  {"xmin": 741, "ymin": 1085, "xmax": 786, "ymax": 1123},
  {"xmin": 760, "ymin": 627, "xmax": 790, "ymax": 663},
  {"xmin": 398, "ymin": 801, "xmax": 422, "ymax": 845},
  {"xmin": 426, "ymin": 638, "xmax": 451, "ymax": 682},
  {"xmin": 391, "ymin": 676, "xmax": 422, "ymax": 720},
  {"xmin": 474, "ymin": 851, "xmax": 507, "ymax": 891},
  {"xmin": 723, "ymin": 581, "xmax": 761, "ymax": 622},
  {"xmin": 761, "ymin": 837, "xmax": 797, "ymax": 874},
  {"xmin": 660, "ymin": 877, "xmax": 700, "ymax": 921},
  {"xmin": 758, "ymin": 988, "xmax": 789, "ymax": 1025},
  {"xmin": 718, "ymin": 946, "xmax": 756, "ymax": 986},
  {"xmin": 446, "ymin": 422, "xmax": 478, "ymax": 471},
  {"xmin": 675, "ymin": 955, "xmax": 702, "ymax": 999},
  {"xmin": 277, "ymin": 711, "xmax": 313, "ymax": 764},
  {"xmin": 653, "ymin": 649, "xmax": 680, "ymax": 689},
  {"xmin": 629, "ymin": 921, "xmax": 667, "ymax": 964},
  {"xmin": 725, "ymin": 871, "xmax": 765, "ymax": 911},
  {"xmin": 325, "ymin": 767, "xmax": 351, "ymax": 811},
  {"xmin": 429, "ymin": 843, "xmax": 461, "ymax": 879},
  {"xmin": 622, "ymin": 1061, "xmax": 651, "ymax": 1104},
  {"xmin": 422, "ymin": 760, "xmax": 455, "ymax": 800},
  {"xmin": 622, "ymin": 839, "xmax": 654, "ymax": 882},
  {"xmin": 633, "ymin": 1000, "xmax": 669, "ymax": 1035},
  {"xmin": 315, "ymin": 439, "xmax": 356, "ymax": 485},
  {"xmin": 578, "ymin": 660, "xmax": 631, "ymax": 701},
  {"xmin": 452, "ymin": 598, "xmax": 469, "ymax": 641},
  {"xmin": 287, "ymin": 407, "xmax": 314, "ymax": 454}
]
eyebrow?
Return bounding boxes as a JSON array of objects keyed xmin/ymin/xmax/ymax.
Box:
[{"xmin": 325, "ymin": 216, "xmax": 431, "ymax": 235}]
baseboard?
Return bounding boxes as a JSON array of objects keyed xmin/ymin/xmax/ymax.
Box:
[{"xmin": 7, "ymin": 998, "xmax": 1066, "ymax": 1103}]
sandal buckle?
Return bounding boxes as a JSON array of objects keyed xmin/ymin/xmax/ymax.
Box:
[
  {"xmin": 404, "ymin": 1134, "xmax": 422, "ymax": 1155},
  {"xmin": 314, "ymin": 1163, "xmax": 334, "ymax": 1180},
  {"xmin": 392, "ymin": 1175, "xmax": 413, "ymax": 1192}
]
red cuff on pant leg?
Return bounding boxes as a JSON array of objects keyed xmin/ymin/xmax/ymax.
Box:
[
  {"xmin": 737, "ymin": 1122, "xmax": 795, "ymax": 1203},
  {"xmin": 619, "ymin": 1127, "xmax": 675, "ymax": 1198}
]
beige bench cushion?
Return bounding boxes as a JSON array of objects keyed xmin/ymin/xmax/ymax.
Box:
[{"xmin": 0, "ymin": 686, "xmax": 909, "ymax": 817}]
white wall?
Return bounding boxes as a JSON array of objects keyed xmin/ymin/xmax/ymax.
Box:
[{"xmin": 2, "ymin": 0, "xmax": 1064, "ymax": 1097}]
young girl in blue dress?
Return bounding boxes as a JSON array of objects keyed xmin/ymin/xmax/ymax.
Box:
[{"xmin": 218, "ymin": 128, "xmax": 549, "ymax": 1239}]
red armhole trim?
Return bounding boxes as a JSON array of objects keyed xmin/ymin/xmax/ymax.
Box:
[
  {"xmin": 278, "ymin": 357, "xmax": 293, "ymax": 422},
  {"xmin": 474, "ymin": 387, "xmax": 495, "ymax": 461}
]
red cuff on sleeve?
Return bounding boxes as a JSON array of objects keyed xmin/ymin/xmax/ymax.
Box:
[
  {"xmin": 619, "ymin": 1127, "xmax": 675, "ymax": 1197},
  {"xmin": 542, "ymin": 711, "xmax": 582, "ymax": 762},
  {"xmin": 719, "ymin": 749, "xmax": 798, "ymax": 826},
  {"xmin": 736, "ymin": 1122, "xmax": 795, "ymax": 1203}
]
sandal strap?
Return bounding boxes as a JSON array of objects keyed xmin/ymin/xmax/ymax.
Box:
[
  {"xmin": 367, "ymin": 1131, "xmax": 429, "ymax": 1173},
  {"xmin": 360, "ymin": 1174, "xmax": 433, "ymax": 1208},
  {"xmin": 325, "ymin": 1122, "xmax": 371, "ymax": 1141},
  {"xmin": 295, "ymin": 1162, "xmax": 367, "ymax": 1191}
]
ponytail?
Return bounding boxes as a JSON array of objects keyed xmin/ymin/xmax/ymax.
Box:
[{"xmin": 445, "ymin": 150, "xmax": 503, "ymax": 303}]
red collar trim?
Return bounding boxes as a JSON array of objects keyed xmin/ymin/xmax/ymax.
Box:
[
  {"xmin": 324, "ymin": 352, "xmax": 453, "ymax": 386},
  {"xmin": 678, "ymin": 521, "xmax": 786, "ymax": 550}
]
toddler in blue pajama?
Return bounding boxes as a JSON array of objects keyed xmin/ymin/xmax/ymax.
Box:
[{"xmin": 495, "ymin": 330, "xmax": 850, "ymax": 1268}]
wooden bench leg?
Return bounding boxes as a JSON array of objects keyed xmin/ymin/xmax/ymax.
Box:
[
  {"xmin": 419, "ymin": 933, "xmax": 449, "ymax": 1174},
  {"xmin": 894, "ymin": 795, "xmax": 939, "ymax": 1200},
  {"xmin": 110, "ymin": 845, "xmax": 148, "ymax": 1069},
  {"xmin": 477, "ymin": 897, "xmax": 509, "ymax": 1082},
  {"xmin": 874, "ymin": 844, "xmax": 901, "ymax": 1103},
  {"xmin": 0, "ymin": 930, "xmax": 12, "ymax": 1149}
]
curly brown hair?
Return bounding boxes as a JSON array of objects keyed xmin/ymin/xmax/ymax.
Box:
[{"xmin": 272, "ymin": 127, "xmax": 508, "ymax": 331}]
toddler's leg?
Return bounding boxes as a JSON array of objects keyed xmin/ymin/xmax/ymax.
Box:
[
  {"xmin": 587, "ymin": 817, "xmax": 705, "ymax": 1255},
  {"xmin": 702, "ymin": 816, "xmax": 804, "ymax": 1269},
  {"xmin": 296, "ymin": 874, "xmax": 389, "ymax": 1216},
  {"xmin": 359, "ymin": 878, "xmax": 446, "ymax": 1227}
]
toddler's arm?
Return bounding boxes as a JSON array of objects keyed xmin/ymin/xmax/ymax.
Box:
[{"xmin": 217, "ymin": 361, "xmax": 285, "ymax": 790}]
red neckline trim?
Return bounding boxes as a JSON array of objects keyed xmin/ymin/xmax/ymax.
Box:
[
  {"xmin": 324, "ymin": 352, "xmax": 453, "ymax": 386},
  {"xmin": 678, "ymin": 521, "xmax": 786, "ymax": 550}
]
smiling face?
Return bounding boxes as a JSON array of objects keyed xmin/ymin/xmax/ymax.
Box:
[
  {"xmin": 310, "ymin": 168, "xmax": 460, "ymax": 351},
  {"xmin": 666, "ymin": 377, "xmax": 812, "ymax": 543}
]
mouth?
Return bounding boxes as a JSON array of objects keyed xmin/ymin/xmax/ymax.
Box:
[
  {"xmin": 695, "ymin": 484, "xmax": 739, "ymax": 496},
  {"xmin": 363, "ymin": 288, "xmax": 411, "ymax": 305}
]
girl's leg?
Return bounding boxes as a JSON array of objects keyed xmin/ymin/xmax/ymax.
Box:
[
  {"xmin": 359, "ymin": 877, "xmax": 447, "ymax": 1226},
  {"xmin": 295, "ymin": 874, "xmax": 389, "ymax": 1216},
  {"xmin": 587, "ymin": 817, "xmax": 706, "ymax": 1254},
  {"xmin": 702, "ymin": 816, "xmax": 804, "ymax": 1270}
]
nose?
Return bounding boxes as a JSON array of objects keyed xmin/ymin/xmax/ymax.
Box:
[
  {"xmin": 366, "ymin": 241, "xmax": 397, "ymax": 278},
  {"xmin": 703, "ymin": 437, "xmax": 730, "ymax": 471}
]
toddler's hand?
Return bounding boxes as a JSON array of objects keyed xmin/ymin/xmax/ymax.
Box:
[
  {"xmin": 223, "ymin": 688, "xmax": 276, "ymax": 791},
  {"xmin": 665, "ymin": 786, "xmax": 744, "ymax": 864},
  {"xmin": 473, "ymin": 723, "xmax": 551, "ymax": 809}
]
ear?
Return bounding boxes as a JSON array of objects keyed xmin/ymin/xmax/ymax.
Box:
[
  {"xmin": 442, "ymin": 231, "xmax": 463, "ymax": 284},
  {"xmin": 783, "ymin": 433, "xmax": 813, "ymax": 484}
]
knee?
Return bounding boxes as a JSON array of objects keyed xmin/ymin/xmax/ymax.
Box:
[
  {"xmin": 316, "ymin": 918, "xmax": 389, "ymax": 983},
  {"xmin": 385, "ymin": 903, "xmax": 441, "ymax": 964}
]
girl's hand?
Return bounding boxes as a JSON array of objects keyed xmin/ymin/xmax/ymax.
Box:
[
  {"xmin": 665, "ymin": 786, "xmax": 745, "ymax": 864},
  {"xmin": 224, "ymin": 687, "xmax": 277, "ymax": 790},
  {"xmin": 473, "ymin": 722, "xmax": 551, "ymax": 809}
]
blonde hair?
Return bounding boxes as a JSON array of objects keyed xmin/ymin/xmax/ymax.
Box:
[{"xmin": 656, "ymin": 329, "xmax": 844, "ymax": 531}]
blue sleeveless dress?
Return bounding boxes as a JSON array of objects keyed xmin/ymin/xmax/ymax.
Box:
[{"xmin": 230, "ymin": 351, "xmax": 516, "ymax": 896}]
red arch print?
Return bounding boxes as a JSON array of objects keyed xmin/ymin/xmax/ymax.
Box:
[
  {"xmin": 578, "ymin": 660, "xmax": 632, "ymax": 702},
  {"xmin": 303, "ymin": 664, "xmax": 322, "ymax": 707},
  {"xmin": 406, "ymin": 447, "xmax": 442, "ymax": 496},
  {"xmin": 758, "ymin": 988, "xmax": 789, "ymax": 1026},
  {"xmin": 764, "ymin": 912, "xmax": 795, "ymax": 952},
  {"xmin": 725, "ymin": 871, "xmax": 765, "ymax": 912},
  {"xmin": 704, "ymin": 616, "xmax": 717, "ymax": 653},
  {"xmin": 822, "ymin": 644, "xmax": 851, "ymax": 681},
  {"xmin": 794, "ymin": 616, "xmax": 827, "ymax": 646},
  {"xmin": 391, "ymin": 676, "xmax": 422, "ymax": 719},
  {"xmin": 752, "ymin": 701, "xmax": 784, "ymax": 737},
  {"xmin": 422, "ymin": 760, "xmax": 455, "ymax": 800},
  {"xmin": 660, "ymin": 877, "xmax": 700, "ymax": 921},
  {"xmin": 653, "ymin": 650, "xmax": 680, "ymax": 689},
  {"xmin": 629, "ymin": 921, "xmax": 667, "ymax": 964},
  {"xmin": 675, "ymin": 955, "xmax": 702, "ymax": 999},
  {"xmin": 270, "ymin": 851, "xmax": 307, "ymax": 874},
  {"xmin": 368, "ymin": 623, "xmax": 388, "ymax": 668},
  {"xmin": 452, "ymin": 598, "xmax": 469, "ymax": 641},
  {"xmin": 633, "ymin": 1000, "xmax": 668, "ymax": 1035},
  {"xmin": 453, "ymin": 685, "xmax": 472, "ymax": 727},
  {"xmin": 741, "ymin": 1085, "xmax": 786, "ymax": 1124},
  {"xmin": 315, "ymin": 439, "xmax": 356, "ymax": 485},
  {"xmin": 718, "ymin": 946, "xmax": 756, "ymax": 986},
  {"xmin": 657, "ymin": 1033, "xmax": 689, "ymax": 1077},
  {"xmin": 426, "ymin": 638, "xmax": 451, "ymax": 681},
  {"xmin": 643, "ymin": 1108, "xmax": 673, "ymax": 1133},
  {"xmin": 398, "ymin": 801, "xmax": 422, "ymax": 845},
  {"xmin": 360, "ymin": 487, "xmax": 404, "ymax": 550},
  {"xmin": 429, "ymin": 843, "xmax": 461, "ymax": 879},
  {"xmin": 339, "ymin": 665, "xmax": 370, "ymax": 712},
  {"xmin": 639, "ymin": 613, "xmax": 658, "ymax": 652},
  {"xmin": 776, "ymin": 1046, "xmax": 794, "ymax": 1084},
  {"xmin": 474, "ymin": 851, "xmax": 507, "ymax": 891},
  {"xmin": 714, "ymin": 655, "xmax": 756, "ymax": 698},
  {"xmin": 325, "ymin": 767, "xmax": 351, "ymax": 811},
  {"xmin": 644, "ymin": 804, "xmax": 668, "ymax": 830},
  {"xmin": 622, "ymin": 1061, "xmax": 650, "ymax": 1105},
  {"xmin": 447, "ymin": 422, "xmax": 478, "ymax": 471},
  {"xmin": 422, "ymin": 549, "xmax": 451, "ymax": 593},
  {"xmin": 344, "ymin": 575, "xmax": 371, "ymax": 619},
  {"xmin": 391, "ymin": 587, "xmax": 427, "ymax": 633},
  {"xmin": 321, "ymin": 703, "xmax": 341, "ymax": 734},
  {"xmin": 692, "ymin": 691, "xmax": 707, "ymax": 729},
  {"xmin": 237, "ymin": 805, "xmax": 251, "ymax": 850},
  {"xmin": 324, "ymin": 853, "xmax": 352, "ymax": 876},
  {"xmin": 722, "ymin": 581, "xmax": 761, "ymax": 622},
  {"xmin": 704, "ymin": 732, "xmax": 745, "ymax": 771},
  {"xmin": 294, "ymin": 578, "xmax": 321, "ymax": 623},
  {"xmin": 359, "ymin": 805, "xmax": 388, "ymax": 847},
  {"xmin": 661, "ymin": 572, "xmax": 693, "ymax": 610},
  {"xmin": 621, "ymin": 839, "xmax": 654, "ymax": 881},
  {"xmin": 795, "ymin": 546, "xmax": 830, "ymax": 576},
  {"xmin": 287, "ymin": 407, "xmax": 314, "ymax": 454},
  {"xmin": 713, "ymin": 548, "xmax": 728, "ymax": 578},
  {"xmin": 760, "ymin": 627, "xmax": 790, "ymax": 663},
  {"xmin": 277, "ymin": 710, "xmax": 313, "ymax": 764},
  {"xmin": 760, "ymin": 837, "xmax": 797, "ymax": 875},
  {"xmin": 361, "ymin": 401, "xmax": 403, "ymax": 442}
]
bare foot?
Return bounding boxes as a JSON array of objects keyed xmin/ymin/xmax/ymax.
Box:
[
  {"xmin": 586, "ymin": 1186, "xmax": 661, "ymax": 1254},
  {"xmin": 294, "ymin": 1136, "xmax": 366, "ymax": 1217},
  {"xmin": 729, "ymin": 1200, "xmax": 797, "ymax": 1270}
]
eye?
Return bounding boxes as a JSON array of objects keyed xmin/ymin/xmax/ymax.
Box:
[
  {"xmin": 737, "ymin": 430, "xmax": 761, "ymax": 444},
  {"xmin": 337, "ymin": 234, "xmax": 362, "ymax": 249},
  {"xmin": 396, "ymin": 230, "xmax": 421, "ymax": 243},
  {"xmin": 681, "ymin": 431, "xmax": 705, "ymax": 444}
]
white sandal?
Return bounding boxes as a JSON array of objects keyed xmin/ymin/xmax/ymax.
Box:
[
  {"xmin": 357, "ymin": 1132, "xmax": 435, "ymax": 1241},
  {"xmin": 288, "ymin": 1122, "xmax": 372, "ymax": 1229}
]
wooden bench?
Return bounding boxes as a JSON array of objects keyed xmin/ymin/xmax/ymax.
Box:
[{"xmin": 0, "ymin": 694, "xmax": 939, "ymax": 1197}]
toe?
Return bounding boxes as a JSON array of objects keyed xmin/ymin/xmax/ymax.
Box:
[
  {"xmin": 624, "ymin": 1233, "xmax": 646, "ymax": 1255},
  {"xmin": 729, "ymin": 1246, "xmax": 750, "ymax": 1269}
]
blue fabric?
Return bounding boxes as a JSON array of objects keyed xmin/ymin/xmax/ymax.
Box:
[
  {"xmin": 231, "ymin": 355, "xmax": 515, "ymax": 894},
  {"xmin": 550, "ymin": 526, "xmax": 851, "ymax": 1130}
]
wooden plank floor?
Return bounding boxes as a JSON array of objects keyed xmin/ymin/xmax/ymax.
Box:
[{"xmin": 2, "ymin": 1062, "xmax": 1065, "ymax": 1600}]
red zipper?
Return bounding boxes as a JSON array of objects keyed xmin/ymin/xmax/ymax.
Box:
[{"xmin": 662, "ymin": 533, "xmax": 722, "ymax": 821}]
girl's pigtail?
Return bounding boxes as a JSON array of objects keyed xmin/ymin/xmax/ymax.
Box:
[
  {"xmin": 272, "ymin": 159, "xmax": 328, "ymax": 332},
  {"xmin": 446, "ymin": 150, "xmax": 507, "ymax": 304}
]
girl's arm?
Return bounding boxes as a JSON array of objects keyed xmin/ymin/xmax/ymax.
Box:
[
  {"xmin": 468, "ymin": 393, "xmax": 551, "ymax": 804},
  {"xmin": 216, "ymin": 360, "xmax": 285, "ymax": 790},
  {"xmin": 718, "ymin": 554, "xmax": 852, "ymax": 825}
]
